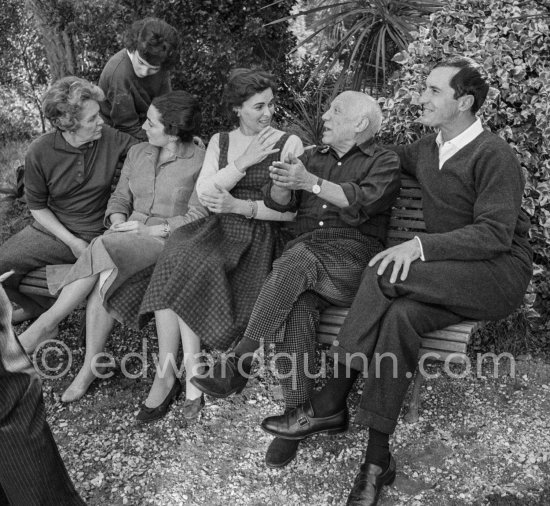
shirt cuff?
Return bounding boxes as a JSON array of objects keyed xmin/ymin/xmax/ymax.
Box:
[{"xmin": 414, "ymin": 235, "xmax": 425, "ymax": 261}]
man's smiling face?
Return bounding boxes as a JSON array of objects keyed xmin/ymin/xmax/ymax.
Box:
[{"xmin": 418, "ymin": 66, "xmax": 462, "ymax": 130}]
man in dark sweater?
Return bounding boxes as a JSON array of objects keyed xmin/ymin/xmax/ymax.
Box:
[{"xmin": 261, "ymin": 56, "xmax": 532, "ymax": 505}]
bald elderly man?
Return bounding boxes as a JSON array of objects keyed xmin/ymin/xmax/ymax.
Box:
[{"xmin": 191, "ymin": 91, "xmax": 401, "ymax": 467}]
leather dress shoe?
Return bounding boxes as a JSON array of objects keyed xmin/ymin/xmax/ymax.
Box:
[
  {"xmin": 190, "ymin": 355, "xmax": 249, "ymax": 398},
  {"xmin": 346, "ymin": 454, "xmax": 396, "ymax": 506},
  {"xmin": 265, "ymin": 437, "xmax": 300, "ymax": 468},
  {"xmin": 261, "ymin": 400, "xmax": 348, "ymax": 440},
  {"xmin": 136, "ymin": 380, "xmax": 182, "ymax": 424}
]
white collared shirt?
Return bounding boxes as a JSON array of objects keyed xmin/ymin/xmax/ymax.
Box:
[{"xmin": 435, "ymin": 118, "xmax": 484, "ymax": 170}]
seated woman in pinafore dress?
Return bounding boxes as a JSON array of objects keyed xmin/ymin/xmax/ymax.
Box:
[{"xmin": 107, "ymin": 68, "xmax": 304, "ymax": 423}]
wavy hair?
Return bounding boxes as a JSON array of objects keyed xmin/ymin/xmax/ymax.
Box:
[
  {"xmin": 124, "ymin": 17, "xmax": 180, "ymax": 69},
  {"xmin": 42, "ymin": 76, "xmax": 104, "ymax": 132},
  {"xmin": 223, "ymin": 68, "xmax": 277, "ymax": 110}
]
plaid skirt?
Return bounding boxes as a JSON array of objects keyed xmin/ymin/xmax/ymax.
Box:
[{"xmin": 108, "ymin": 213, "xmax": 290, "ymax": 350}]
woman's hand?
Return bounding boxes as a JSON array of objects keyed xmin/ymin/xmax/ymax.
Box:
[
  {"xmin": 110, "ymin": 220, "xmax": 150, "ymax": 235},
  {"xmin": 201, "ymin": 184, "xmax": 237, "ymax": 214},
  {"xmin": 234, "ymin": 126, "xmax": 280, "ymax": 172},
  {"xmin": 69, "ymin": 237, "xmax": 89, "ymax": 258}
]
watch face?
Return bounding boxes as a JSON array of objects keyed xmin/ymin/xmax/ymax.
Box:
[{"xmin": 312, "ymin": 184, "xmax": 321, "ymax": 194}]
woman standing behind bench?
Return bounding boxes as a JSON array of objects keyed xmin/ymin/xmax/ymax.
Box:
[
  {"xmin": 108, "ymin": 68, "xmax": 304, "ymax": 423},
  {"xmin": 19, "ymin": 91, "xmax": 207, "ymax": 403},
  {"xmin": 99, "ymin": 17, "xmax": 179, "ymax": 140},
  {"xmin": 0, "ymin": 77, "xmax": 136, "ymax": 324}
]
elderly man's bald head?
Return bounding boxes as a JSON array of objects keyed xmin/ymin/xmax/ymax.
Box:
[
  {"xmin": 321, "ymin": 91, "xmax": 383, "ymax": 155},
  {"xmin": 338, "ymin": 90, "xmax": 383, "ymax": 137}
]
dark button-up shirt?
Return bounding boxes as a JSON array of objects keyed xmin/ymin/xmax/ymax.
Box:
[
  {"xmin": 264, "ymin": 139, "xmax": 400, "ymax": 242},
  {"xmin": 24, "ymin": 126, "xmax": 137, "ymax": 237}
]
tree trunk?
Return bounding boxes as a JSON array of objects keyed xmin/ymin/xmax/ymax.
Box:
[{"xmin": 25, "ymin": 0, "xmax": 77, "ymax": 80}]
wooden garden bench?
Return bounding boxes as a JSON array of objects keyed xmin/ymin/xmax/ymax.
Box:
[
  {"xmin": 316, "ymin": 175, "xmax": 483, "ymax": 423},
  {"xmin": 17, "ymin": 173, "xmax": 482, "ymax": 423},
  {"xmin": 18, "ymin": 164, "xmax": 123, "ymax": 302}
]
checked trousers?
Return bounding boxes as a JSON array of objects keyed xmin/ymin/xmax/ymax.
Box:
[
  {"xmin": 244, "ymin": 233, "xmax": 382, "ymax": 409},
  {"xmin": 0, "ymin": 284, "xmax": 85, "ymax": 506}
]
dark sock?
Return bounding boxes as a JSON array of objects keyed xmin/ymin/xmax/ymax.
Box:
[
  {"xmin": 364, "ymin": 427, "xmax": 390, "ymax": 469},
  {"xmin": 233, "ymin": 337, "xmax": 259, "ymax": 370},
  {"xmin": 310, "ymin": 361, "xmax": 359, "ymax": 417}
]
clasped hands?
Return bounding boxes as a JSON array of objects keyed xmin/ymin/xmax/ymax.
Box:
[
  {"xmin": 201, "ymin": 184, "xmax": 237, "ymax": 214},
  {"xmin": 110, "ymin": 220, "xmax": 149, "ymax": 235},
  {"xmin": 269, "ymin": 153, "xmax": 316, "ymax": 190},
  {"xmin": 369, "ymin": 239, "xmax": 422, "ymax": 283}
]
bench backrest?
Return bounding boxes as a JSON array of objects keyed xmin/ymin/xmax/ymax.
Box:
[
  {"xmin": 386, "ymin": 174, "xmax": 426, "ymax": 247},
  {"xmin": 317, "ymin": 173, "xmax": 482, "ymax": 364}
]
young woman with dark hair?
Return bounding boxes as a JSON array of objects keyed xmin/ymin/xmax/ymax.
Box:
[{"xmin": 99, "ymin": 17, "xmax": 180, "ymax": 140}]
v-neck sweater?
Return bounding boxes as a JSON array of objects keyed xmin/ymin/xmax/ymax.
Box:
[{"xmin": 392, "ymin": 130, "xmax": 531, "ymax": 265}]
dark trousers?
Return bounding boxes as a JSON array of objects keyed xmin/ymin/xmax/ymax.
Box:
[
  {"xmin": 332, "ymin": 253, "xmax": 532, "ymax": 434},
  {"xmin": 0, "ymin": 285, "xmax": 85, "ymax": 506}
]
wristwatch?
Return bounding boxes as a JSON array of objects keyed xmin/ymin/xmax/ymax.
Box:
[
  {"xmin": 312, "ymin": 177, "xmax": 323, "ymax": 195},
  {"xmin": 160, "ymin": 222, "xmax": 170, "ymax": 238}
]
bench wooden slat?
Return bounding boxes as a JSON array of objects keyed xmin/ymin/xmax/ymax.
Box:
[
  {"xmin": 389, "ymin": 217, "xmax": 427, "ymax": 230},
  {"xmin": 420, "ymin": 338, "xmax": 468, "ymax": 353},
  {"xmin": 394, "ymin": 198, "xmax": 424, "ymax": 209},
  {"xmin": 19, "ymin": 285, "xmax": 52, "ymax": 298},
  {"xmin": 386, "ymin": 234, "xmax": 417, "ymax": 246},
  {"xmin": 397, "ymin": 187, "xmax": 423, "ymax": 199},
  {"xmin": 419, "ymin": 348, "xmax": 469, "ymax": 364},
  {"xmin": 391, "ymin": 208, "xmax": 424, "ymax": 220}
]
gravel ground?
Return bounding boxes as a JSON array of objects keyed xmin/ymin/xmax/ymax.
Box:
[{"xmin": 19, "ymin": 313, "xmax": 550, "ymax": 506}]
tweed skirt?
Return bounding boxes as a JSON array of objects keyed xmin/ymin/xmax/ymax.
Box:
[{"xmin": 108, "ymin": 213, "xmax": 290, "ymax": 350}]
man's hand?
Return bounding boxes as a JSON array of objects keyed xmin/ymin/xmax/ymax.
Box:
[
  {"xmin": 368, "ymin": 239, "xmax": 422, "ymax": 283},
  {"xmin": 69, "ymin": 237, "xmax": 89, "ymax": 258},
  {"xmin": 269, "ymin": 153, "xmax": 316, "ymax": 190},
  {"xmin": 111, "ymin": 220, "xmax": 149, "ymax": 235},
  {"xmin": 201, "ymin": 184, "xmax": 237, "ymax": 214}
]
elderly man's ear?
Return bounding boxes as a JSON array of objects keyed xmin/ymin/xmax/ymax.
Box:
[{"xmin": 356, "ymin": 116, "xmax": 370, "ymax": 133}]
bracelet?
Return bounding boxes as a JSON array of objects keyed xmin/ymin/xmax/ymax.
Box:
[
  {"xmin": 245, "ymin": 199, "xmax": 258, "ymax": 219},
  {"xmin": 160, "ymin": 222, "xmax": 170, "ymax": 238}
]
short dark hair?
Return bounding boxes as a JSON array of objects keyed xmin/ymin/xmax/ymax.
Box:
[
  {"xmin": 223, "ymin": 68, "xmax": 277, "ymax": 109},
  {"xmin": 124, "ymin": 17, "xmax": 179, "ymax": 69},
  {"xmin": 433, "ymin": 56, "xmax": 489, "ymax": 114},
  {"xmin": 42, "ymin": 76, "xmax": 104, "ymax": 132},
  {"xmin": 151, "ymin": 91, "xmax": 202, "ymax": 143}
]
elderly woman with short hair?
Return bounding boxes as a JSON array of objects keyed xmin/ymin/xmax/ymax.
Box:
[
  {"xmin": 99, "ymin": 17, "xmax": 180, "ymax": 139},
  {"xmin": 0, "ymin": 76, "xmax": 136, "ymax": 323}
]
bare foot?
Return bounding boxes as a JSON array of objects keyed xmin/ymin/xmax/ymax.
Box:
[
  {"xmin": 19, "ymin": 324, "xmax": 59, "ymax": 354},
  {"xmin": 61, "ymin": 368, "xmax": 96, "ymax": 403}
]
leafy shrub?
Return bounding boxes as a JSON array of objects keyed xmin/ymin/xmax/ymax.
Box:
[{"xmin": 376, "ymin": 0, "xmax": 550, "ymax": 344}]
